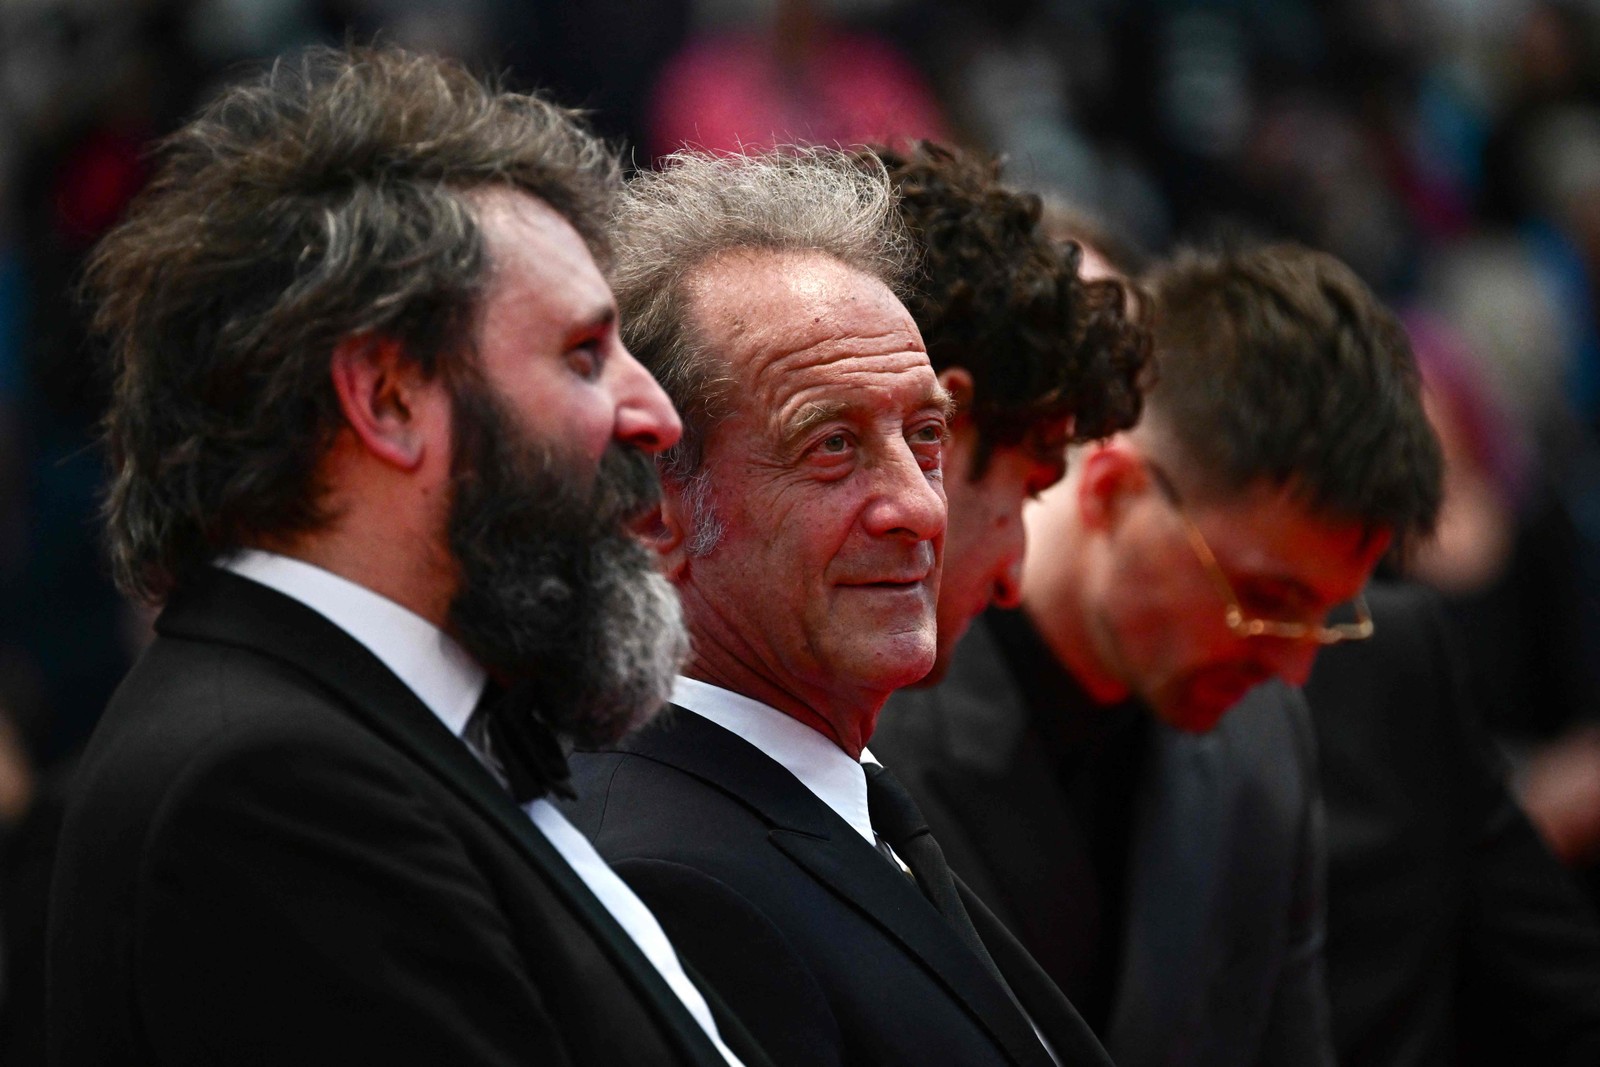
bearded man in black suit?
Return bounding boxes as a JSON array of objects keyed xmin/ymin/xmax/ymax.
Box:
[
  {"xmin": 562, "ymin": 148, "xmax": 1133, "ymax": 1066},
  {"xmin": 47, "ymin": 46, "xmax": 764, "ymax": 1067}
]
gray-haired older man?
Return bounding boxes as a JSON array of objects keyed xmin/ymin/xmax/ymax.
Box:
[{"xmin": 563, "ymin": 150, "xmax": 1111, "ymax": 1066}]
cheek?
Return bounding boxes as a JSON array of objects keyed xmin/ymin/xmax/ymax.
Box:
[
  {"xmin": 525, "ymin": 379, "xmax": 616, "ymax": 462},
  {"xmin": 1114, "ymin": 585, "xmax": 1222, "ymax": 670},
  {"xmin": 572, "ymin": 404, "xmax": 620, "ymax": 459},
  {"xmin": 728, "ymin": 491, "xmax": 846, "ymax": 587},
  {"xmin": 948, "ymin": 479, "xmax": 1022, "ymax": 557}
]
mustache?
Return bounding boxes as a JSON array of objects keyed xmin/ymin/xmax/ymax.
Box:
[
  {"xmin": 590, "ymin": 444, "xmax": 663, "ymax": 530},
  {"xmin": 829, "ymin": 541, "xmax": 937, "ymax": 585}
]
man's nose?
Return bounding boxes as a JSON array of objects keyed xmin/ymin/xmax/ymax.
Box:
[
  {"xmin": 990, "ymin": 525, "xmax": 1026, "ymax": 609},
  {"xmin": 991, "ymin": 555, "xmax": 1024, "ymax": 610},
  {"xmin": 610, "ymin": 344, "xmax": 682, "ymax": 454},
  {"xmin": 861, "ymin": 442, "xmax": 946, "ymax": 542}
]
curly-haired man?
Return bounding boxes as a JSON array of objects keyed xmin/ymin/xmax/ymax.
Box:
[{"xmin": 866, "ymin": 143, "xmax": 1148, "ymax": 680}]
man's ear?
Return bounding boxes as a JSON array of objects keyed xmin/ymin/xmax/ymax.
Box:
[
  {"xmin": 1076, "ymin": 440, "xmax": 1147, "ymax": 532},
  {"xmin": 329, "ymin": 333, "xmax": 438, "ymax": 471},
  {"xmin": 654, "ymin": 485, "xmax": 691, "ymax": 580}
]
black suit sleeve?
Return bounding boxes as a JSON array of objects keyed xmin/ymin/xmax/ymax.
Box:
[
  {"xmin": 1425, "ymin": 599, "xmax": 1600, "ymax": 1065},
  {"xmin": 610, "ymin": 856, "xmax": 844, "ymax": 1067},
  {"xmin": 130, "ymin": 727, "xmax": 573, "ymax": 1065},
  {"xmin": 1462, "ymin": 790, "xmax": 1600, "ymax": 1064}
]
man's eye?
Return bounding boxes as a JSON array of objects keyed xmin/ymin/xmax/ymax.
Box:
[
  {"xmin": 566, "ymin": 340, "xmax": 603, "ymax": 380},
  {"xmin": 909, "ymin": 424, "xmax": 944, "ymax": 444},
  {"xmin": 820, "ymin": 433, "xmax": 850, "ymax": 453}
]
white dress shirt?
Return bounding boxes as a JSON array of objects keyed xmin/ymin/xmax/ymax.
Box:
[
  {"xmin": 221, "ymin": 551, "xmax": 742, "ymax": 1067},
  {"xmin": 672, "ymin": 677, "xmax": 902, "ymax": 859}
]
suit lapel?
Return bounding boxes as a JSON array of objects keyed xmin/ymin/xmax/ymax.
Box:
[
  {"xmin": 619, "ymin": 709, "xmax": 1057, "ymax": 1067},
  {"xmin": 157, "ymin": 569, "xmax": 729, "ymax": 1065},
  {"xmin": 1107, "ymin": 724, "xmax": 1234, "ymax": 1064}
]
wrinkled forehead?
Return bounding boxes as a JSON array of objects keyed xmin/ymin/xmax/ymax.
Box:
[{"xmin": 686, "ymin": 249, "xmax": 938, "ymax": 426}]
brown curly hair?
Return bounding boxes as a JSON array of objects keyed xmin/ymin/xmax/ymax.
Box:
[
  {"xmin": 869, "ymin": 142, "xmax": 1150, "ymax": 478},
  {"xmin": 92, "ymin": 45, "xmax": 619, "ymax": 601}
]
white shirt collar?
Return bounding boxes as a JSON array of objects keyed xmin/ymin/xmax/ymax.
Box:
[
  {"xmin": 220, "ymin": 550, "xmax": 486, "ymax": 735},
  {"xmin": 670, "ymin": 676, "xmax": 881, "ymax": 846}
]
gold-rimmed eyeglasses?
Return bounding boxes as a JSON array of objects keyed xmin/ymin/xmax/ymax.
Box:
[{"xmin": 1144, "ymin": 460, "xmax": 1374, "ymax": 645}]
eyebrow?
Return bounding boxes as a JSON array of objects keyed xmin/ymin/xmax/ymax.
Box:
[
  {"xmin": 1236, "ymin": 573, "xmax": 1321, "ymax": 611},
  {"xmin": 784, "ymin": 400, "xmax": 851, "ymax": 451},
  {"xmin": 780, "ymin": 383, "xmax": 955, "ymax": 455},
  {"xmin": 565, "ymin": 305, "xmax": 617, "ymax": 346}
]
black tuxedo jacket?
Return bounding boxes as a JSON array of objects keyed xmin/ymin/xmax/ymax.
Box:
[
  {"xmin": 871, "ymin": 614, "xmax": 1335, "ymax": 1067},
  {"xmin": 563, "ymin": 708, "xmax": 1113, "ymax": 1067},
  {"xmin": 47, "ymin": 569, "xmax": 765, "ymax": 1066},
  {"xmin": 1305, "ymin": 581, "xmax": 1600, "ymax": 1066}
]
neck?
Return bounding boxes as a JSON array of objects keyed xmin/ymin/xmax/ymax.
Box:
[
  {"xmin": 1020, "ymin": 570, "xmax": 1129, "ymax": 709},
  {"xmin": 260, "ymin": 526, "xmax": 455, "ymax": 633},
  {"xmin": 681, "ymin": 644, "xmax": 882, "ymax": 761}
]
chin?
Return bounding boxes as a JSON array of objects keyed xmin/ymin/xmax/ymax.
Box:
[
  {"xmin": 909, "ymin": 655, "xmax": 950, "ymax": 688},
  {"xmin": 860, "ymin": 633, "xmax": 938, "ymax": 693},
  {"xmin": 913, "ymin": 629, "xmax": 968, "ymax": 687},
  {"xmin": 918, "ymin": 605, "xmax": 982, "ymax": 689}
]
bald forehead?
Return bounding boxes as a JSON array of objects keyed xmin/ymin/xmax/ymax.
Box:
[
  {"xmin": 674, "ymin": 250, "xmax": 950, "ymax": 470},
  {"xmin": 687, "ymin": 247, "xmax": 898, "ymax": 331},
  {"xmin": 686, "ymin": 248, "xmax": 928, "ymax": 381}
]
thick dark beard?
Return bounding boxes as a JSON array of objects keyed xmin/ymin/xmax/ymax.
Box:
[{"xmin": 445, "ymin": 380, "xmax": 687, "ymax": 748}]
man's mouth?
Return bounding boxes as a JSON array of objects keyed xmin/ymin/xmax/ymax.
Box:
[
  {"xmin": 835, "ymin": 544, "xmax": 937, "ymax": 592},
  {"xmin": 625, "ymin": 509, "xmax": 667, "ymax": 543},
  {"xmin": 840, "ymin": 570, "xmax": 931, "ymax": 590}
]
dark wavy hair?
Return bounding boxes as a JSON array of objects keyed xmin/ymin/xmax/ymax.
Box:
[
  {"xmin": 870, "ymin": 142, "xmax": 1150, "ymax": 478},
  {"xmin": 1143, "ymin": 243, "xmax": 1443, "ymax": 550},
  {"xmin": 92, "ymin": 45, "xmax": 619, "ymax": 601}
]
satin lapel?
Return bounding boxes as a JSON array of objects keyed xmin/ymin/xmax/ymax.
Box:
[
  {"xmin": 157, "ymin": 570, "xmax": 726, "ymax": 1064},
  {"xmin": 1106, "ymin": 724, "xmax": 1234, "ymax": 1065},
  {"xmin": 619, "ymin": 711, "xmax": 1057, "ymax": 1067}
]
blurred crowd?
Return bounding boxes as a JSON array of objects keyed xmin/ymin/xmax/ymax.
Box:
[{"xmin": 4, "ymin": 0, "xmax": 1600, "ymax": 913}]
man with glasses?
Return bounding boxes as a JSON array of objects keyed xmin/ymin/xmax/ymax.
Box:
[{"xmin": 871, "ymin": 242, "xmax": 1438, "ymax": 1066}]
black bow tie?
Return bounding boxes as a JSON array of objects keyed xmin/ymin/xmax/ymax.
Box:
[{"xmin": 466, "ymin": 681, "xmax": 575, "ymax": 805}]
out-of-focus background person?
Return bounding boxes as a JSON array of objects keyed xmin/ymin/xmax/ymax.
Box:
[{"xmin": 8, "ymin": 1, "xmax": 1600, "ymax": 1062}]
